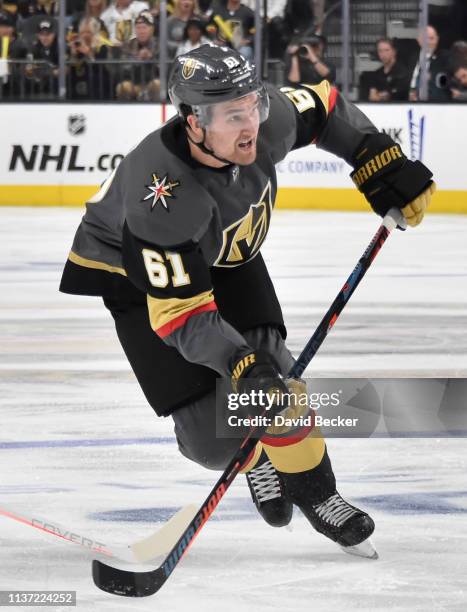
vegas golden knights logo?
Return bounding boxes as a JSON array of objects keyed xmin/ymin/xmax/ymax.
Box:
[
  {"xmin": 116, "ymin": 19, "xmax": 132, "ymax": 43},
  {"xmin": 214, "ymin": 181, "xmax": 273, "ymax": 267},
  {"xmin": 182, "ymin": 58, "xmax": 199, "ymax": 80}
]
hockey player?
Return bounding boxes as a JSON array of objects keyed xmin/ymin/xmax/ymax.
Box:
[{"xmin": 60, "ymin": 44, "xmax": 435, "ymax": 558}]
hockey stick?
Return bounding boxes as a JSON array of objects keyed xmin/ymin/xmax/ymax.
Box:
[
  {"xmin": 93, "ymin": 208, "xmax": 404, "ymax": 597},
  {"xmin": 0, "ymin": 503, "xmax": 198, "ymax": 564}
]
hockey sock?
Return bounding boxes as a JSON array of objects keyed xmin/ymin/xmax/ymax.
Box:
[
  {"xmin": 260, "ymin": 379, "xmax": 326, "ymax": 474},
  {"xmin": 239, "ymin": 441, "xmax": 263, "ymax": 473}
]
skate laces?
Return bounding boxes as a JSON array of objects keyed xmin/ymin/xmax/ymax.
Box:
[
  {"xmin": 313, "ymin": 492, "xmax": 358, "ymax": 527},
  {"xmin": 247, "ymin": 460, "xmax": 282, "ymax": 504}
]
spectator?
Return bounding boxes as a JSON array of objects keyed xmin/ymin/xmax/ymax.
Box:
[
  {"xmin": 71, "ymin": 0, "xmax": 109, "ymax": 37},
  {"xmin": 30, "ymin": 17, "xmax": 58, "ymax": 61},
  {"xmin": 101, "ymin": 0, "xmax": 149, "ymax": 45},
  {"xmin": 365, "ymin": 38, "xmax": 410, "ymax": 102},
  {"xmin": 242, "ymin": 0, "xmax": 286, "ymax": 19},
  {"xmin": 24, "ymin": 18, "xmax": 58, "ymax": 95},
  {"xmin": 116, "ymin": 10, "xmax": 160, "ymax": 100},
  {"xmin": 242, "ymin": 0, "xmax": 288, "ymax": 59},
  {"xmin": 196, "ymin": 0, "xmax": 213, "ymax": 20},
  {"xmin": 0, "ymin": 3, "xmax": 17, "ymax": 28},
  {"xmin": 16, "ymin": 0, "xmax": 58, "ymax": 18},
  {"xmin": 0, "ymin": 9, "xmax": 22, "ymax": 52},
  {"xmin": 409, "ymin": 25, "xmax": 450, "ymax": 102},
  {"xmin": 450, "ymin": 64, "xmax": 467, "ymax": 102},
  {"xmin": 285, "ymin": 31, "xmax": 335, "ymax": 86},
  {"xmin": 208, "ymin": 0, "xmax": 254, "ymax": 60},
  {"xmin": 0, "ymin": 9, "xmax": 27, "ymax": 98},
  {"xmin": 176, "ymin": 18, "xmax": 209, "ymax": 55},
  {"xmin": 449, "ymin": 40, "xmax": 467, "ymax": 72},
  {"xmin": 167, "ymin": 0, "xmax": 199, "ymax": 58},
  {"xmin": 36, "ymin": 0, "xmax": 58, "ymax": 14},
  {"xmin": 68, "ymin": 16, "xmax": 112, "ymax": 99}
]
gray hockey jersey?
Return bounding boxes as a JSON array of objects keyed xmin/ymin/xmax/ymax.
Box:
[{"xmin": 60, "ymin": 81, "xmax": 377, "ymax": 414}]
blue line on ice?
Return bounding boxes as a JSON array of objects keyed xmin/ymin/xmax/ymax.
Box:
[
  {"xmin": 0, "ymin": 437, "xmax": 175, "ymax": 450},
  {"xmin": 357, "ymin": 491, "xmax": 467, "ymax": 514}
]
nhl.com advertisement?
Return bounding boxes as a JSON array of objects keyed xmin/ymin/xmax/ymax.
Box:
[{"xmin": 0, "ymin": 103, "xmax": 466, "ymax": 207}]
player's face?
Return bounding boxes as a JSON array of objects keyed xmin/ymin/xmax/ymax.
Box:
[{"xmin": 205, "ymin": 93, "xmax": 261, "ymax": 165}]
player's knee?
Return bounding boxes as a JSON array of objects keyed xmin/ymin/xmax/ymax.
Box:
[{"xmin": 178, "ymin": 438, "xmax": 239, "ymax": 471}]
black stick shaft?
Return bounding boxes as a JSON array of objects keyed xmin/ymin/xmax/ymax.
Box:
[{"xmin": 290, "ymin": 221, "xmax": 393, "ymax": 378}]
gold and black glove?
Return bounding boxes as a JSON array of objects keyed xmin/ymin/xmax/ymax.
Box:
[
  {"xmin": 351, "ymin": 133, "xmax": 434, "ymax": 227},
  {"xmin": 231, "ymin": 350, "xmax": 289, "ymax": 418}
]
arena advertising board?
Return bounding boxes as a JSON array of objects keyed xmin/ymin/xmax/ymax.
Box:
[{"xmin": 0, "ymin": 102, "xmax": 465, "ymax": 211}]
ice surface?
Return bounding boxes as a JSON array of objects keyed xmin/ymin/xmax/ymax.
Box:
[{"xmin": 0, "ymin": 208, "xmax": 466, "ymax": 611}]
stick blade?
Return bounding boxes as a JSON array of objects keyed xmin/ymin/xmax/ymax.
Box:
[
  {"xmin": 131, "ymin": 504, "xmax": 199, "ymax": 562},
  {"xmin": 92, "ymin": 559, "xmax": 164, "ymax": 597},
  {"xmin": 92, "ymin": 505, "xmax": 200, "ymax": 596}
]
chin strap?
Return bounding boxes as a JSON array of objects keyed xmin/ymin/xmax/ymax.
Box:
[{"xmin": 186, "ymin": 128, "xmax": 233, "ymax": 166}]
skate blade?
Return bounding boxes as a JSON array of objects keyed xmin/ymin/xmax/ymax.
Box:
[{"xmin": 339, "ymin": 537, "xmax": 378, "ymax": 560}]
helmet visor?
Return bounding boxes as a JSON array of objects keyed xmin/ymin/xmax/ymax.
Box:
[{"xmin": 191, "ymin": 85, "xmax": 269, "ymax": 131}]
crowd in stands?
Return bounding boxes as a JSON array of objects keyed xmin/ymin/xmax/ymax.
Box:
[
  {"xmin": 359, "ymin": 24, "xmax": 467, "ymax": 103},
  {"xmin": 0, "ymin": 0, "xmax": 466, "ymax": 102}
]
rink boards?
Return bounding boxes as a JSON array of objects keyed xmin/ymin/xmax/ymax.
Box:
[{"xmin": 0, "ymin": 102, "xmax": 466, "ymax": 212}]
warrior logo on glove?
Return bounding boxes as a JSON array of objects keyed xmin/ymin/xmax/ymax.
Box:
[{"xmin": 352, "ymin": 145, "xmax": 403, "ymax": 188}]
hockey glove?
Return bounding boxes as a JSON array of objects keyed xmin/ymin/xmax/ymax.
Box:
[
  {"xmin": 350, "ymin": 133, "xmax": 434, "ymax": 226},
  {"xmin": 400, "ymin": 182, "xmax": 436, "ymax": 227},
  {"xmin": 231, "ymin": 350, "xmax": 290, "ymax": 418}
]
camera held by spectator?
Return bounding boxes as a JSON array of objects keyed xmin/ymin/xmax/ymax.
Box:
[
  {"xmin": 297, "ymin": 34, "xmax": 322, "ymax": 58},
  {"xmin": 286, "ymin": 31, "xmax": 336, "ymax": 86}
]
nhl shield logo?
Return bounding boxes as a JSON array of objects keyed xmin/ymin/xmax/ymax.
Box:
[
  {"xmin": 68, "ymin": 114, "xmax": 86, "ymax": 136},
  {"xmin": 182, "ymin": 58, "xmax": 199, "ymax": 80}
]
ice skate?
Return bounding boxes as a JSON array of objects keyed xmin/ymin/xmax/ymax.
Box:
[
  {"xmin": 246, "ymin": 451, "xmax": 293, "ymax": 528},
  {"xmin": 299, "ymin": 491, "xmax": 378, "ymax": 559}
]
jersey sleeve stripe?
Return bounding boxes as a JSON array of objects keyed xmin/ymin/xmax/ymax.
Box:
[
  {"xmin": 328, "ymin": 86, "xmax": 338, "ymax": 114},
  {"xmin": 156, "ymin": 302, "xmax": 218, "ymax": 338},
  {"xmin": 68, "ymin": 250, "xmax": 127, "ymax": 277},
  {"xmin": 147, "ymin": 290, "xmax": 217, "ymax": 337}
]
